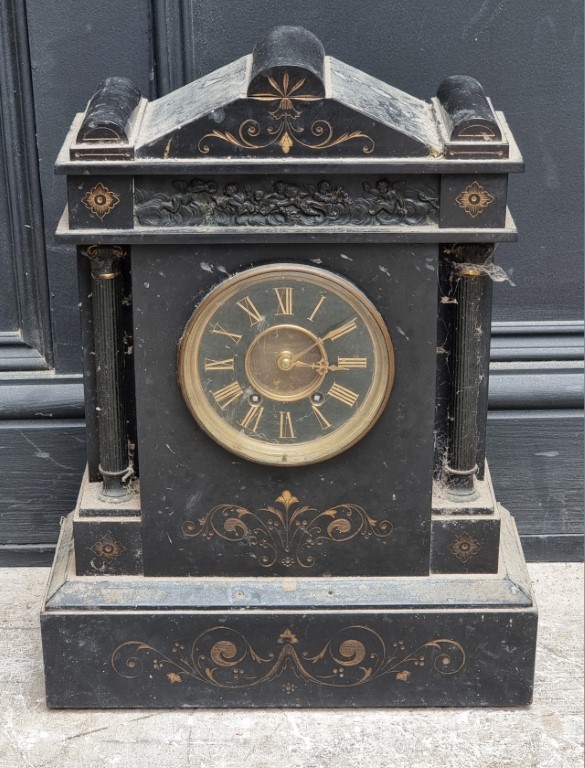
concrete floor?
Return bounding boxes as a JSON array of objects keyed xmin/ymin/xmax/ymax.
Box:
[{"xmin": 0, "ymin": 563, "xmax": 582, "ymax": 768}]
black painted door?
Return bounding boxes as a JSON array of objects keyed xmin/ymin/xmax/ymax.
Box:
[{"xmin": 0, "ymin": 0, "xmax": 582, "ymax": 564}]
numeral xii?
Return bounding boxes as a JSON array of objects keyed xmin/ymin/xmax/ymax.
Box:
[{"xmin": 274, "ymin": 287, "xmax": 293, "ymax": 316}]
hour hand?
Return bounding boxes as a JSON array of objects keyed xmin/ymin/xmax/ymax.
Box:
[
  {"xmin": 292, "ymin": 357, "xmax": 367, "ymax": 372},
  {"xmin": 291, "ymin": 359, "xmax": 329, "ymax": 371},
  {"xmin": 292, "ymin": 359, "xmax": 339, "ymax": 373}
]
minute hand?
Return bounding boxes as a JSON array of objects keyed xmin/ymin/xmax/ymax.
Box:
[{"xmin": 289, "ymin": 318, "xmax": 358, "ymax": 363}]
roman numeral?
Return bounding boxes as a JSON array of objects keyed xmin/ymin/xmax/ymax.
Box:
[
  {"xmin": 211, "ymin": 325, "xmax": 242, "ymax": 345},
  {"xmin": 236, "ymin": 296, "xmax": 262, "ymax": 326},
  {"xmin": 327, "ymin": 382, "xmax": 359, "ymax": 407},
  {"xmin": 240, "ymin": 405, "xmax": 264, "ymax": 433},
  {"xmin": 212, "ymin": 381, "xmax": 243, "ymax": 410},
  {"xmin": 307, "ymin": 295, "xmax": 326, "ymax": 323},
  {"xmin": 204, "ymin": 358, "xmax": 235, "ymax": 371},
  {"xmin": 323, "ymin": 318, "xmax": 358, "ymax": 342},
  {"xmin": 311, "ymin": 405, "xmax": 332, "ymax": 430},
  {"xmin": 337, "ymin": 357, "xmax": 368, "ymax": 370},
  {"xmin": 279, "ymin": 411, "xmax": 295, "ymax": 439},
  {"xmin": 274, "ymin": 287, "xmax": 293, "ymax": 316}
]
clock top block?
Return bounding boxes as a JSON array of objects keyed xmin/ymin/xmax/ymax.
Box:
[{"xmin": 56, "ymin": 25, "xmax": 522, "ymax": 240}]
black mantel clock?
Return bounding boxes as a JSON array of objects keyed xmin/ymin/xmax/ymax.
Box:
[{"xmin": 41, "ymin": 26, "xmax": 537, "ymax": 707}]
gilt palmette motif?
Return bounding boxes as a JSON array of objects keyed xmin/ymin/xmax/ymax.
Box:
[{"xmin": 198, "ymin": 72, "xmax": 374, "ymax": 155}]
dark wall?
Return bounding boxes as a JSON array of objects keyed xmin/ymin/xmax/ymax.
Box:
[
  {"xmin": 0, "ymin": 0, "xmax": 582, "ymax": 565},
  {"xmin": 179, "ymin": 0, "xmax": 584, "ymax": 324},
  {"xmin": 25, "ymin": 0, "xmax": 154, "ymax": 373}
]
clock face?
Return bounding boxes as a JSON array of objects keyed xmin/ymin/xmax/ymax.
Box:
[{"xmin": 178, "ymin": 263, "xmax": 394, "ymax": 465}]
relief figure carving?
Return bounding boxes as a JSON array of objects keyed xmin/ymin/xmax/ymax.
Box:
[{"xmin": 135, "ymin": 178, "xmax": 439, "ymax": 228}]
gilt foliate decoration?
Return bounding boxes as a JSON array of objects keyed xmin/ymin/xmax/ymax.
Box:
[
  {"xmin": 82, "ymin": 183, "xmax": 120, "ymax": 220},
  {"xmin": 112, "ymin": 626, "xmax": 466, "ymax": 689},
  {"xmin": 91, "ymin": 536, "xmax": 125, "ymax": 562},
  {"xmin": 181, "ymin": 489, "xmax": 393, "ymax": 569},
  {"xmin": 455, "ymin": 181, "xmax": 494, "ymax": 218},
  {"xmin": 198, "ymin": 72, "xmax": 374, "ymax": 155},
  {"xmin": 449, "ymin": 532, "xmax": 482, "ymax": 563}
]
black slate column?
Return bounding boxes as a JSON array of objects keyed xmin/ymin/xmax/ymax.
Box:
[
  {"xmin": 83, "ymin": 245, "xmax": 129, "ymax": 498},
  {"xmin": 444, "ymin": 245, "xmax": 494, "ymax": 499}
]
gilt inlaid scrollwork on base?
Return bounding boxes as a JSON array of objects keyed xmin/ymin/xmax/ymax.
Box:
[
  {"xmin": 181, "ymin": 490, "xmax": 393, "ymax": 569},
  {"xmin": 112, "ymin": 626, "xmax": 466, "ymax": 690}
]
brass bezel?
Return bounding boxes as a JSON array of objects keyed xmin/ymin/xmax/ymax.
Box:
[{"xmin": 178, "ymin": 263, "xmax": 395, "ymax": 466}]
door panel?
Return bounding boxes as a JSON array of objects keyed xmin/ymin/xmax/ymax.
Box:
[{"xmin": 0, "ymin": 1, "xmax": 582, "ymax": 563}]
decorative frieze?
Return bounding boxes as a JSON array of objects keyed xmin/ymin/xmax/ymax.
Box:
[{"xmin": 135, "ymin": 177, "xmax": 439, "ymax": 228}]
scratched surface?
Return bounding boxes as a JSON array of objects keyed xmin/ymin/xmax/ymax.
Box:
[{"xmin": 0, "ymin": 563, "xmax": 582, "ymax": 768}]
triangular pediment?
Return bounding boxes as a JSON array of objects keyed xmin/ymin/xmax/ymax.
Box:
[
  {"xmin": 134, "ymin": 28, "xmax": 442, "ymax": 159},
  {"xmin": 71, "ymin": 27, "xmax": 507, "ymax": 166}
]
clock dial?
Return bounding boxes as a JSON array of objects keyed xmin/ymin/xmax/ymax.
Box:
[{"xmin": 178, "ymin": 263, "xmax": 394, "ymax": 465}]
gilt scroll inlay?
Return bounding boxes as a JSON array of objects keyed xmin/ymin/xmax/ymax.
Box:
[
  {"xmin": 112, "ymin": 626, "xmax": 466, "ymax": 689},
  {"xmin": 181, "ymin": 489, "xmax": 393, "ymax": 569},
  {"xmin": 197, "ymin": 72, "xmax": 374, "ymax": 155}
]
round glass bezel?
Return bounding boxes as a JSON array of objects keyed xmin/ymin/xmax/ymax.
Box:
[{"xmin": 177, "ymin": 263, "xmax": 395, "ymax": 466}]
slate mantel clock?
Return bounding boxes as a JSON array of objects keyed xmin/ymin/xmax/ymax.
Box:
[{"xmin": 41, "ymin": 26, "xmax": 537, "ymax": 708}]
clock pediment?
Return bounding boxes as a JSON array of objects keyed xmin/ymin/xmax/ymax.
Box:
[
  {"xmin": 134, "ymin": 27, "xmax": 441, "ymax": 159},
  {"xmin": 66, "ymin": 25, "xmax": 515, "ymax": 172}
]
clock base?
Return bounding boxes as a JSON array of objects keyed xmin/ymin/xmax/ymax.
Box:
[{"xmin": 41, "ymin": 507, "xmax": 537, "ymax": 708}]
